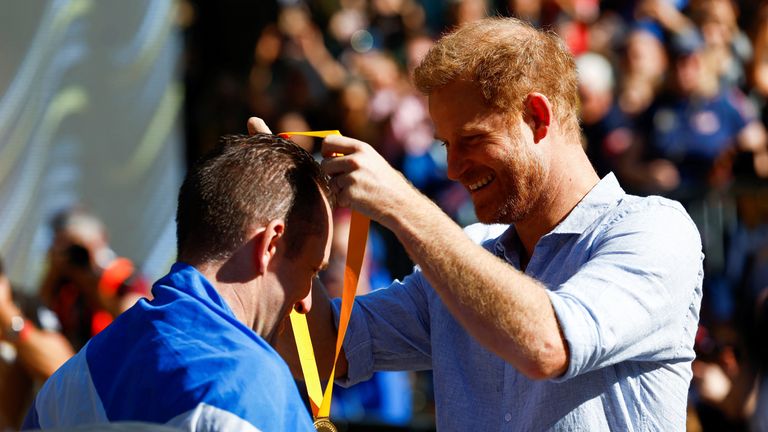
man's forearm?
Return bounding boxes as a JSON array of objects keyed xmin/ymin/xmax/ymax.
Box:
[
  {"xmin": 17, "ymin": 329, "xmax": 74, "ymax": 379},
  {"xmin": 0, "ymin": 303, "xmax": 74, "ymax": 379},
  {"xmin": 381, "ymin": 190, "xmax": 568, "ymax": 379}
]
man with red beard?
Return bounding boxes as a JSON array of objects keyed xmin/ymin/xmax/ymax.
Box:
[{"xmin": 254, "ymin": 17, "xmax": 703, "ymax": 431}]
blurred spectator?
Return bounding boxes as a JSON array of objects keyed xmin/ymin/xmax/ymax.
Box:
[
  {"xmin": 446, "ymin": 0, "xmax": 490, "ymax": 29},
  {"xmin": 248, "ymin": 6, "xmax": 344, "ymax": 133},
  {"xmin": 753, "ymin": 287, "xmax": 768, "ymax": 431},
  {"xmin": 337, "ymin": 78, "xmax": 379, "ymax": 146},
  {"xmin": 617, "ymin": 27, "xmax": 669, "ymax": 117},
  {"xmin": 634, "ymin": 0, "xmax": 694, "ymax": 36},
  {"xmin": 277, "ymin": 111, "xmax": 316, "ymax": 152},
  {"xmin": 38, "ymin": 208, "xmax": 150, "ymax": 351},
  {"xmin": 690, "ymin": 324, "xmax": 753, "ymax": 431},
  {"xmin": 692, "ymin": 0, "xmax": 752, "ymax": 89},
  {"xmin": 750, "ymin": 3, "xmax": 768, "ymax": 129},
  {"xmin": 618, "ymin": 29, "xmax": 767, "ymax": 198},
  {"xmin": 505, "ymin": 0, "xmax": 544, "ymax": 27},
  {"xmin": 576, "ymin": 52, "xmax": 634, "ymax": 178},
  {"xmin": 0, "ymin": 257, "xmax": 73, "ymax": 430},
  {"xmin": 368, "ymin": 0, "xmax": 426, "ymax": 52}
]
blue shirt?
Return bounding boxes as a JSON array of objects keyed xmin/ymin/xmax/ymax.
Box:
[
  {"xmin": 336, "ymin": 173, "xmax": 703, "ymax": 431},
  {"xmin": 24, "ymin": 263, "xmax": 314, "ymax": 431},
  {"xmin": 643, "ymin": 88, "xmax": 754, "ymax": 193}
]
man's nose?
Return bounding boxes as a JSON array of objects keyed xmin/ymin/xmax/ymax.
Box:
[
  {"xmin": 445, "ymin": 146, "xmax": 465, "ymax": 181},
  {"xmin": 293, "ymin": 289, "xmax": 313, "ymax": 314}
]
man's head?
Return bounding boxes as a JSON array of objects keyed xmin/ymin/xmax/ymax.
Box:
[
  {"xmin": 177, "ymin": 133, "xmax": 330, "ymax": 263},
  {"xmin": 668, "ymin": 29, "xmax": 707, "ymax": 95},
  {"xmin": 414, "ymin": 17, "xmax": 580, "ymax": 137},
  {"xmin": 576, "ymin": 52, "xmax": 615, "ymax": 125},
  {"xmin": 49, "ymin": 208, "xmax": 112, "ymax": 271},
  {"xmin": 413, "ymin": 18, "xmax": 580, "ymax": 224},
  {"xmin": 176, "ymin": 134, "xmax": 332, "ymax": 339}
]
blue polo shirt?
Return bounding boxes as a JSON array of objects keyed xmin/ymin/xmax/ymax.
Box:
[{"xmin": 24, "ymin": 263, "xmax": 314, "ymax": 431}]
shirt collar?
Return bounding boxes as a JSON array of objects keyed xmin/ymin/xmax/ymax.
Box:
[
  {"xmin": 493, "ymin": 173, "xmax": 625, "ymax": 256},
  {"xmin": 550, "ymin": 172, "xmax": 625, "ymax": 235},
  {"xmin": 154, "ymin": 262, "xmax": 237, "ymax": 318}
]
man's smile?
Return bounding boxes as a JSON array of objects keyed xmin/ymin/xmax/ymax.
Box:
[{"xmin": 467, "ymin": 174, "xmax": 494, "ymax": 192}]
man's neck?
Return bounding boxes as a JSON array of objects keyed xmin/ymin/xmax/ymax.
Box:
[
  {"xmin": 515, "ymin": 145, "xmax": 600, "ymax": 259},
  {"xmin": 194, "ymin": 261, "xmax": 257, "ymax": 330}
]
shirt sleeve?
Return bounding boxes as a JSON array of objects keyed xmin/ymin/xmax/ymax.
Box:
[
  {"xmin": 334, "ymin": 270, "xmax": 433, "ymax": 387},
  {"xmin": 548, "ymin": 199, "xmax": 704, "ymax": 381}
]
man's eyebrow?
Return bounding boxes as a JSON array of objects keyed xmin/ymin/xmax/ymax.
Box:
[
  {"xmin": 434, "ymin": 125, "xmax": 493, "ymax": 143},
  {"xmin": 460, "ymin": 124, "xmax": 494, "ymax": 135}
]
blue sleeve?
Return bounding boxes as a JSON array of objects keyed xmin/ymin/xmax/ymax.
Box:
[
  {"xmin": 548, "ymin": 200, "xmax": 704, "ymax": 380},
  {"xmin": 335, "ymin": 270, "xmax": 433, "ymax": 387},
  {"xmin": 21, "ymin": 401, "xmax": 40, "ymax": 431}
]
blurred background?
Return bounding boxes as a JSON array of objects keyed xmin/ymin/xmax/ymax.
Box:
[{"xmin": 1, "ymin": 0, "xmax": 768, "ymax": 431}]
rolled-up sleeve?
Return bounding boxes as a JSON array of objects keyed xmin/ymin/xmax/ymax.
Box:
[
  {"xmin": 333, "ymin": 270, "xmax": 433, "ymax": 387},
  {"xmin": 549, "ymin": 200, "xmax": 704, "ymax": 381}
]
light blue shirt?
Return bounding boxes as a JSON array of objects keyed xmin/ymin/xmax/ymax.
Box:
[{"xmin": 335, "ymin": 173, "xmax": 703, "ymax": 431}]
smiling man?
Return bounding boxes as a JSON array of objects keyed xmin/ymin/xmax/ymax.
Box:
[
  {"xmin": 23, "ymin": 134, "xmax": 330, "ymax": 431},
  {"xmin": 255, "ymin": 17, "xmax": 704, "ymax": 431}
]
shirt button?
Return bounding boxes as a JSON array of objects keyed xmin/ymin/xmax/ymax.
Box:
[{"xmin": 504, "ymin": 413, "xmax": 512, "ymax": 422}]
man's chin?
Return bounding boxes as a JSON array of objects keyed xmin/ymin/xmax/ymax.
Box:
[
  {"xmin": 474, "ymin": 203, "xmax": 504, "ymax": 225},
  {"xmin": 475, "ymin": 204, "xmax": 522, "ymax": 225}
]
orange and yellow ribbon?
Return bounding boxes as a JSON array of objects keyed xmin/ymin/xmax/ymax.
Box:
[{"xmin": 281, "ymin": 130, "xmax": 370, "ymax": 422}]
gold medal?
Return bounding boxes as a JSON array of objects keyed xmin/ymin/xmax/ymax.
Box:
[{"xmin": 313, "ymin": 417, "xmax": 337, "ymax": 432}]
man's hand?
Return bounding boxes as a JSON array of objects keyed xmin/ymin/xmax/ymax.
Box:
[
  {"xmin": 320, "ymin": 135, "xmax": 421, "ymax": 227},
  {"xmin": 246, "ymin": 116, "xmax": 423, "ymax": 228}
]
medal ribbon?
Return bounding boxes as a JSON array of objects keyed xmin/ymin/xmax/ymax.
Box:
[{"xmin": 281, "ymin": 130, "xmax": 370, "ymax": 421}]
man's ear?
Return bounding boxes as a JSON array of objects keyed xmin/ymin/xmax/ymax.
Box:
[
  {"xmin": 253, "ymin": 220, "xmax": 285, "ymax": 274},
  {"xmin": 524, "ymin": 92, "xmax": 552, "ymax": 144}
]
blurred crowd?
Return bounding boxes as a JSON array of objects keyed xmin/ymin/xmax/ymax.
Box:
[
  {"xmin": 185, "ymin": 0, "xmax": 768, "ymax": 430},
  {"xmin": 2, "ymin": 0, "xmax": 768, "ymax": 431}
]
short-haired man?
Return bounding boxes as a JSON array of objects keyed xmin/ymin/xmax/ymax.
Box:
[
  {"xmin": 254, "ymin": 17, "xmax": 703, "ymax": 430},
  {"xmin": 23, "ymin": 134, "xmax": 331, "ymax": 431}
]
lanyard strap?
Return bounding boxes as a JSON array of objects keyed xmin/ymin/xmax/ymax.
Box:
[{"xmin": 281, "ymin": 130, "xmax": 370, "ymax": 420}]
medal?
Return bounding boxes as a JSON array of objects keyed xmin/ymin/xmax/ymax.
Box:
[{"xmin": 313, "ymin": 417, "xmax": 337, "ymax": 432}]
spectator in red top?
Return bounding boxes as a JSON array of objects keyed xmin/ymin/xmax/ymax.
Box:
[{"xmin": 38, "ymin": 208, "xmax": 150, "ymax": 350}]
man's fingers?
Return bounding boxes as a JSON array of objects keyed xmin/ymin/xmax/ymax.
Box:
[
  {"xmin": 320, "ymin": 154, "xmax": 358, "ymax": 176},
  {"xmin": 247, "ymin": 117, "xmax": 272, "ymax": 135},
  {"xmin": 329, "ymin": 175, "xmax": 353, "ymax": 208},
  {"xmin": 320, "ymin": 135, "xmax": 366, "ymax": 157}
]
